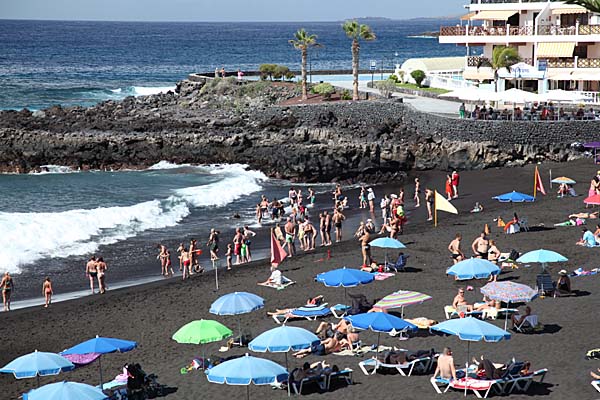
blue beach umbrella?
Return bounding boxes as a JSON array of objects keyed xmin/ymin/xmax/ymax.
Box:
[
  {"xmin": 210, "ymin": 292, "xmax": 265, "ymax": 315},
  {"xmin": 369, "ymin": 237, "xmax": 407, "ymax": 266},
  {"xmin": 206, "ymin": 354, "xmax": 288, "ymax": 399},
  {"xmin": 0, "ymin": 350, "xmax": 75, "ymax": 386},
  {"xmin": 517, "ymin": 249, "xmax": 568, "ymax": 273},
  {"xmin": 61, "ymin": 336, "xmax": 137, "ymax": 387},
  {"xmin": 345, "ymin": 312, "xmax": 417, "ymax": 356},
  {"xmin": 23, "ymin": 381, "xmax": 108, "ymax": 400},
  {"xmin": 369, "ymin": 237, "xmax": 406, "ymax": 249},
  {"xmin": 249, "ymin": 325, "xmax": 319, "ymax": 369},
  {"xmin": 316, "ymin": 267, "xmax": 375, "ymax": 303},
  {"xmin": 446, "ymin": 258, "xmax": 500, "ymax": 280},
  {"xmin": 431, "ymin": 317, "xmax": 511, "ymax": 368},
  {"xmin": 210, "ymin": 292, "xmax": 265, "ymax": 343},
  {"xmin": 492, "ymin": 191, "xmax": 535, "ymax": 203}
]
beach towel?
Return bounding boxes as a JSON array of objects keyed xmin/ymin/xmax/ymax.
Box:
[
  {"xmin": 258, "ymin": 280, "xmax": 295, "ymax": 290},
  {"xmin": 374, "ymin": 272, "xmax": 395, "ymax": 281},
  {"xmin": 62, "ymin": 352, "xmax": 102, "ymax": 366}
]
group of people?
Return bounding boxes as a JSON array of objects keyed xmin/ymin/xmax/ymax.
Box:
[
  {"xmin": 447, "ymin": 231, "xmax": 502, "ymax": 280},
  {"xmin": 85, "ymin": 256, "xmax": 108, "ymax": 295}
]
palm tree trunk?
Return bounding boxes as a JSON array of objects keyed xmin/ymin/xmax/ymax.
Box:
[
  {"xmin": 301, "ymin": 48, "xmax": 308, "ymax": 100},
  {"xmin": 352, "ymin": 40, "xmax": 360, "ymax": 101}
]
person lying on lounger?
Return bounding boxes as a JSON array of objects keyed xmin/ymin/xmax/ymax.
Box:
[
  {"xmin": 452, "ymin": 288, "xmax": 473, "ymax": 312},
  {"xmin": 511, "ymin": 305, "xmax": 532, "ymax": 329},
  {"xmin": 315, "ymin": 320, "xmax": 359, "ymax": 344},
  {"xmin": 266, "ymin": 296, "xmax": 324, "ymax": 316},
  {"xmin": 292, "ymin": 333, "xmax": 348, "ymax": 358},
  {"xmin": 292, "ymin": 361, "xmax": 339, "ymax": 381},
  {"xmin": 591, "ymin": 368, "xmax": 600, "ymax": 379},
  {"xmin": 569, "ymin": 212, "xmax": 598, "ymax": 219}
]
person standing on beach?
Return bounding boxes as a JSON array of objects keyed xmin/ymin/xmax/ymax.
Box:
[
  {"xmin": 459, "ymin": 103, "xmax": 466, "ymax": 119},
  {"xmin": 96, "ymin": 257, "xmax": 107, "ymax": 294},
  {"xmin": 359, "ymin": 227, "xmax": 371, "ymax": 267},
  {"xmin": 218, "ymin": 244, "xmax": 228, "ymax": 272},
  {"xmin": 237, "ymin": 69, "xmax": 244, "ymax": 81},
  {"xmin": 471, "ymin": 232, "xmax": 490, "ymax": 259},
  {"xmin": 85, "ymin": 256, "xmax": 97, "ymax": 294},
  {"xmin": 451, "ymin": 171, "xmax": 460, "ymax": 199},
  {"xmin": 414, "ymin": 178, "xmax": 421, "ymax": 207},
  {"xmin": 445, "ymin": 175, "xmax": 453, "ymax": 201},
  {"xmin": 1, "ymin": 272, "xmax": 14, "ymax": 311},
  {"xmin": 284, "ymin": 217, "xmax": 297, "ymax": 257},
  {"xmin": 289, "ymin": 187, "xmax": 297, "ymax": 206},
  {"xmin": 323, "ymin": 211, "xmax": 332, "ymax": 246},
  {"xmin": 448, "ymin": 234, "xmax": 464, "ymax": 264},
  {"xmin": 221, "ymin": 67, "xmax": 226, "ymax": 78},
  {"xmin": 332, "ymin": 208, "xmax": 346, "ymax": 242},
  {"xmin": 308, "ymin": 187, "xmax": 316, "ymax": 206},
  {"xmin": 367, "ymin": 188, "xmax": 376, "ymax": 213},
  {"xmin": 243, "ymin": 226, "xmax": 256, "ymax": 262},
  {"xmin": 42, "ymin": 277, "xmax": 53, "ymax": 308},
  {"xmin": 207, "ymin": 229, "xmax": 220, "ymax": 261},
  {"xmin": 157, "ymin": 244, "xmax": 169, "ymax": 276},
  {"xmin": 359, "ymin": 187, "xmax": 367, "ymax": 209},
  {"xmin": 233, "ymin": 228, "xmax": 244, "ymax": 264},
  {"xmin": 333, "ymin": 184, "xmax": 342, "ymax": 205},
  {"xmin": 425, "ymin": 189, "xmax": 434, "ymax": 221},
  {"xmin": 180, "ymin": 246, "xmax": 190, "ymax": 280}
]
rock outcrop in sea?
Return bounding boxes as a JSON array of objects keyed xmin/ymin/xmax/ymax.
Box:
[{"xmin": 0, "ymin": 77, "xmax": 590, "ymax": 182}]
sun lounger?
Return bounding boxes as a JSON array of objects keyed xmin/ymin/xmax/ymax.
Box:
[
  {"xmin": 272, "ymin": 304, "xmax": 331, "ymax": 324},
  {"xmin": 287, "ymin": 368, "xmax": 327, "ymax": 395},
  {"xmin": 325, "ymin": 368, "xmax": 353, "ymax": 390},
  {"xmin": 514, "ymin": 315, "xmax": 540, "ymax": 333},
  {"xmin": 448, "ymin": 377, "xmax": 506, "ymax": 398},
  {"xmin": 535, "ymin": 274, "xmax": 555, "ymax": 297},
  {"xmin": 592, "ymin": 380, "xmax": 600, "ymax": 392},
  {"xmin": 358, "ymin": 352, "xmax": 438, "ymax": 377},
  {"xmin": 330, "ymin": 304, "xmax": 351, "ymax": 318},
  {"xmin": 481, "ymin": 307, "xmax": 518, "ymax": 320},
  {"xmin": 444, "ymin": 305, "xmax": 483, "ymax": 320},
  {"xmin": 430, "ymin": 376, "xmax": 453, "ymax": 394},
  {"xmin": 506, "ymin": 368, "xmax": 548, "ymax": 393}
]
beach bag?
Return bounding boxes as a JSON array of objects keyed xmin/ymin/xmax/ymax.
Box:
[{"xmin": 586, "ymin": 348, "xmax": 600, "ymax": 360}]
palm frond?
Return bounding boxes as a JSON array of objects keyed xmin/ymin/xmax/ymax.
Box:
[{"xmin": 564, "ymin": 0, "xmax": 600, "ymax": 13}]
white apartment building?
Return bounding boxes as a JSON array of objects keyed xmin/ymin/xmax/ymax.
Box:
[{"xmin": 439, "ymin": 0, "xmax": 600, "ymax": 102}]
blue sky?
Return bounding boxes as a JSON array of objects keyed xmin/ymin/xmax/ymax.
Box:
[{"xmin": 1, "ymin": 0, "xmax": 466, "ymax": 21}]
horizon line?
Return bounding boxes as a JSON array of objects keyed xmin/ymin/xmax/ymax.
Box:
[{"xmin": 0, "ymin": 15, "xmax": 459, "ymax": 24}]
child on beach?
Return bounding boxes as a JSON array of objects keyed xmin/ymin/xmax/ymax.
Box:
[
  {"xmin": 226, "ymin": 244, "xmax": 232, "ymax": 270},
  {"xmin": 42, "ymin": 277, "xmax": 53, "ymax": 308}
]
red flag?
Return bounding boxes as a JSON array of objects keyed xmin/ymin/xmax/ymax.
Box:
[
  {"xmin": 270, "ymin": 229, "xmax": 287, "ymax": 267},
  {"xmin": 534, "ymin": 166, "xmax": 546, "ymax": 197}
]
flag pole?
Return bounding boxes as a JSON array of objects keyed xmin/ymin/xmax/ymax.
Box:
[
  {"xmin": 549, "ymin": 169, "xmax": 552, "ymax": 189},
  {"xmin": 434, "ymin": 190, "xmax": 438, "ymax": 227},
  {"xmin": 533, "ymin": 166, "xmax": 538, "ymax": 199}
]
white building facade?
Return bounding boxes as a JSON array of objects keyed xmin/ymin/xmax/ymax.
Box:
[{"xmin": 439, "ymin": 0, "xmax": 600, "ymax": 103}]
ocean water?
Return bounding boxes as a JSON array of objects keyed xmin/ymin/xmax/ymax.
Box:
[{"xmin": 0, "ymin": 19, "xmax": 466, "ymax": 110}]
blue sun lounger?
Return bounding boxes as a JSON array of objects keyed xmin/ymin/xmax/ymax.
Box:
[{"xmin": 272, "ymin": 304, "xmax": 332, "ymax": 324}]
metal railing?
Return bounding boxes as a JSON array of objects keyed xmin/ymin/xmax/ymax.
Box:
[
  {"xmin": 546, "ymin": 59, "xmax": 575, "ymax": 68},
  {"xmin": 440, "ymin": 24, "xmax": 600, "ymax": 37},
  {"xmin": 578, "ymin": 58, "xmax": 600, "ymax": 68}
]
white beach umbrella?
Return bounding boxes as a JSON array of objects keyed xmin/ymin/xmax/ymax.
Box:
[
  {"xmin": 495, "ymin": 88, "xmax": 540, "ymax": 104},
  {"xmin": 538, "ymin": 89, "xmax": 588, "ymax": 103}
]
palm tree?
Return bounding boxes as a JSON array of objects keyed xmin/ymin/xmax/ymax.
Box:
[
  {"xmin": 564, "ymin": 0, "xmax": 600, "ymax": 13},
  {"xmin": 342, "ymin": 20, "xmax": 376, "ymax": 101},
  {"xmin": 477, "ymin": 46, "xmax": 521, "ymax": 92},
  {"xmin": 289, "ymin": 29, "xmax": 321, "ymax": 101}
]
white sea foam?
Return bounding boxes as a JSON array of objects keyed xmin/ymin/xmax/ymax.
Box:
[
  {"xmin": 147, "ymin": 161, "xmax": 192, "ymax": 170},
  {"xmin": 0, "ymin": 164, "xmax": 266, "ymax": 274},
  {"xmin": 131, "ymin": 86, "xmax": 176, "ymax": 96},
  {"xmin": 29, "ymin": 165, "xmax": 77, "ymax": 175}
]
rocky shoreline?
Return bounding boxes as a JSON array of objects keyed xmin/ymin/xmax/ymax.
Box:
[{"xmin": 0, "ymin": 77, "xmax": 591, "ymax": 182}]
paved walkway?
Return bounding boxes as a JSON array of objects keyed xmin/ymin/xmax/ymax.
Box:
[{"xmin": 330, "ymin": 80, "xmax": 461, "ymax": 118}]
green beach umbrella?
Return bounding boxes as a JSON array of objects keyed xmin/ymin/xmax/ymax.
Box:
[
  {"xmin": 173, "ymin": 319, "xmax": 233, "ymax": 371},
  {"xmin": 173, "ymin": 319, "xmax": 233, "ymax": 344}
]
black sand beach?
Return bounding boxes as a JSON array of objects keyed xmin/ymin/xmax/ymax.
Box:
[{"xmin": 1, "ymin": 159, "xmax": 599, "ymax": 400}]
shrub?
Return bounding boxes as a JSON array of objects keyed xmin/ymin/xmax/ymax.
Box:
[
  {"xmin": 284, "ymin": 71, "xmax": 296, "ymax": 81},
  {"xmin": 388, "ymin": 74, "xmax": 399, "ymax": 83},
  {"xmin": 312, "ymin": 82, "xmax": 335, "ymax": 100},
  {"xmin": 273, "ymin": 65, "xmax": 290, "ymax": 81},
  {"xmin": 259, "ymin": 64, "xmax": 278, "ymax": 81},
  {"xmin": 411, "ymin": 70, "xmax": 426, "ymax": 88},
  {"xmin": 341, "ymin": 89, "xmax": 352, "ymax": 100},
  {"xmin": 376, "ymin": 80, "xmax": 397, "ymax": 98}
]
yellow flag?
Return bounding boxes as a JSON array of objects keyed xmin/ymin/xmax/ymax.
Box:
[{"xmin": 434, "ymin": 191, "xmax": 458, "ymax": 215}]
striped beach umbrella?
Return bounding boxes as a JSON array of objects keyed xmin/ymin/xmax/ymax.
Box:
[
  {"xmin": 550, "ymin": 176, "xmax": 576, "ymax": 185},
  {"xmin": 372, "ymin": 290, "xmax": 432, "ymax": 318}
]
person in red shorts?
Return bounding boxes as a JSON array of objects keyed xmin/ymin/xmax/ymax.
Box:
[{"xmin": 451, "ymin": 170, "xmax": 460, "ymax": 199}]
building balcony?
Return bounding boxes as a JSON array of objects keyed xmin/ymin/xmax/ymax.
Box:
[
  {"xmin": 439, "ymin": 24, "xmax": 600, "ymax": 40},
  {"xmin": 546, "ymin": 58, "xmax": 600, "ymax": 68},
  {"xmin": 467, "ymin": 56, "xmax": 533, "ymax": 67}
]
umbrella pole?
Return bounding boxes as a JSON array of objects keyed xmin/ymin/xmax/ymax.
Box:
[
  {"xmin": 37, "ymin": 374, "xmax": 40, "ymax": 388},
  {"xmin": 247, "ymin": 384, "xmax": 250, "ymax": 400},
  {"xmin": 99, "ymin": 355, "xmax": 103, "ymax": 389},
  {"xmin": 285, "ymin": 352, "xmax": 289, "ymax": 371},
  {"xmin": 214, "ymin": 259, "xmax": 219, "ymax": 291},
  {"xmin": 504, "ymin": 301, "xmax": 510, "ymax": 331},
  {"xmin": 465, "ymin": 341, "xmax": 470, "ymax": 397},
  {"xmin": 344, "ymin": 287, "xmax": 347, "ymax": 306},
  {"xmin": 376, "ymin": 332, "xmax": 381, "ymax": 359}
]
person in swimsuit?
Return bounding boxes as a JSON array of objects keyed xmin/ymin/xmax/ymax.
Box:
[
  {"xmin": 358, "ymin": 186, "xmax": 367, "ymax": 209},
  {"xmin": 243, "ymin": 226, "xmax": 256, "ymax": 262},
  {"xmin": 85, "ymin": 256, "xmax": 97, "ymax": 294},
  {"xmin": 333, "ymin": 184, "xmax": 342, "ymax": 205},
  {"xmin": 1, "ymin": 272, "xmax": 14, "ymax": 311},
  {"xmin": 471, "ymin": 232, "xmax": 490, "ymax": 259},
  {"xmin": 96, "ymin": 256, "xmax": 107, "ymax": 294},
  {"xmin": 274, "ymin": 223, "xmax": 285, "ymax": 245},
  {"xmin": 189, "ymin": 239, "xmax": 198, "ymax": 275},
  {"xmin": 164, "ymin": 247, "xmax": 173, "ymax": 276},
  {"xmin": 225, "ymin": 243, "xmax": 233, "ymax": 270},
  {"xmin": 284, "ymin": 217, "xmax": 296, "ymax": 257},
  {"xmin": 359, "ymin": 229, "xmax": 371, "ymax": 267},
  {"xmin": 303, "ymin": 219, "xmax": 317, "ymax": 250},
  {"xmin": 42, "ymin": 277, "xmax": 53, "ymax": 308},
  {"xmin": 308, "ymin": 187, "xmax": 316, "ymax": 205},
  {"xmin": 451, "ymin": 170, "xmax": 460, "ymax": 199},
  {"xmin": 255, "ymin": 203, "xmax": 262, "ymax": 224},
  {"xmin": 323, "ymin": 211, "xmax": 332, "ymax": 246},
  {"xmin": 289, "ymin": 187, "xmax": 298, "ymax": 206},
  {"xmin": 433, "ymin": 348, "xmax": 458, "ymax": 381},
  {"xmin": 292, "ymin": 334, "xmax": 344, "ymax": 358},
  {"xmin": 207, "ymin": 229, "xmax": 220, "ymax": 261},
  {"xmin": 425, "ymin": 189, "xmax": 434, "ymax": 221},
  {"xmin": 233, "ymin": 228, "xmax": 243, "ymax": 264},
  {"xmin": 367, "ymin": 188, "xmax": 376, "ymax": 213},
  {"xmin": 176, "ymin": 243, "xmax": 184, "ymax": 272},
  {"xmin": 157, "ymin": 244, "xmax": 169, "ymax": 276},
  {"xmin": 487, "ymin": 240, "xmax": 501, "ymax": 270},
  {"xmin": 452, "ymin": 288, "xmax": 473, "ymax": 312},
  {"xmin": 332, "ymin": 209, "xmax": 346, "ymax": 243},
  {"xmin": 180, "ymin": 246, "xmax": 190, "ymax": 280},
  {"xmin": 445, "ymin": 175, "xmax": 453, "ymax": 201},
  {"xmin": 413, "ymin": 178, "xmax": 421, "ymax": 207},
  {"xmin": 448, "ymin": 233, "xmax": 464, "ymax": 264}
]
